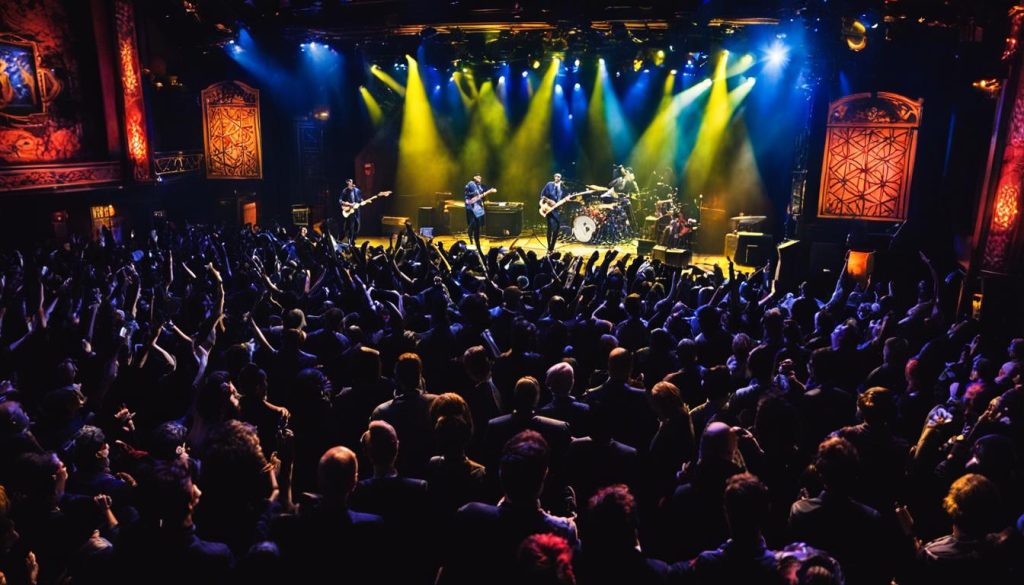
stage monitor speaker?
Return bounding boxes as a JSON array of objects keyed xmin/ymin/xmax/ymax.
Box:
[
  {"xmin": 664, "ymin": 248, "xmax": 692, "ymax": 268},
  {"xmin": 445, "ymin": 200, "xmax": 467, "ymax": 233},
  {"xmin": 637, "ymin": 238, "xmax": 656, "ymax": 257},
  {"xmin": 484, "ymin": 205, "xmax": 523, "ymax": 237},
  {"xmin": 380, "ymin": 216, "xmax": 409, "ymax": 236},
  {"xmin": 652, "ymin": 245, "xmax": 668, "ymax": 262},
  {"xmin": 417, "ymin": 207, "xmax": 434, "ymax": 230},
  {"xmin": 774, "ymin": 239, "xmax": 809, "ymax": 294},
  {"xmin": 725, "ymin": 232, "xmax": 773, "ymax": 266}
]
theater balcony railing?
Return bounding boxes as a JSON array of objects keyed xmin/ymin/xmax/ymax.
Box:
[{"xmin": 152, "ymin": 151, "xmax": 205, "ymax": 180}]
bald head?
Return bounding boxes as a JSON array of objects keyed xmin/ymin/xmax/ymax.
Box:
[
  {"xmin": 699, "ymin": 422, "xmax": 737, "ymax": 464},
  {"xmin": 607, "ymin": 347, "xmax": 632, "ymax": 381},
  {"xmin": 546, "ymin": 362, "xmax": 574, "ymax": 397},
  {"xmin": 318, "ymin": 446, "xmax": 358, "ymax": 502}
]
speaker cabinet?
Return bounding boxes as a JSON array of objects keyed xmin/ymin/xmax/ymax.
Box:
[
  {"xmin": 484, "ymin": 205, "xmax": 523, "ymax": 237},
  {"xmin": 774, "ymin": 239, "xmax": 809, "ymax": 294},
  {"xmin": 725, "ymin": 232, "xmax": 773, "ymax": 266},
  {"xmin": 652, "ymin": 245, "xmax": 668, "ymax": 262},
  {"xmin": 637, "ymin": 238, "xmax": 656, "ymax": 257},
  {"xmin": 381, "ymin": 216, "xmax": 410, "ymax": 236},
  {"xmin": 664, "ymin": 248, "xmax": 692, "ymax": 268},
  {"xmin": 417, "ymin": 207, "xmax": 434, "ymax": 230}
]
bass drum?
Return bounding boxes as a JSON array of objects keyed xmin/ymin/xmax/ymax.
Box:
[{"xmin": 572, "ymin": 215, "xmax": 597, "ymax": 243}]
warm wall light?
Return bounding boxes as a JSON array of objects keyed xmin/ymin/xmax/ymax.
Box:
[
  {"xmin": 114, "ymin": 0, "xmax": 151, "ymax": 181},
  {"xmin": 973, "ymin": 78, "xmax": 1003, "ymax": 96},
  {"xmin": 846, "ymin": 250, "xmax": 875, "ymax": 283}
]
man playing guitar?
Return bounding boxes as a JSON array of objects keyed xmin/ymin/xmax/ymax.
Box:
[
  {"xmin": 464, "ymin": 173, "xmax": 496, "ymax": 254},
  {"xmin": 539, "ymin": 173, "xmax": 565, "ymax": 253},
  {"xmin": 338, "ymin": 178, "xmax": 362, "ymax": 246}
]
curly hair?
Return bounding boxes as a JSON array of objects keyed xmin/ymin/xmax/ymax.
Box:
[{"xmin": 517, "ymin": 533, "xmax": 576, "ymax": 585}]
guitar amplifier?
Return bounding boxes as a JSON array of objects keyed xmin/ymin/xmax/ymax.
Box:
[
  {"xmin": 444, "ymin": 200, "xmax": 467, "ymax": 233},
  {"xmin": 664, "ymin": 248, "xmax": 692, "ymax": 268},
  {"xmin": 380, "ymin": 216, "xmax": 410, "ymax": 236},
  {"xmin": 484, "ymin": 202, "xmax": 523, "ymax": 237},
  {"xmin": 637, "ymin": 238, "xmax": 656, "ymax": 257}
]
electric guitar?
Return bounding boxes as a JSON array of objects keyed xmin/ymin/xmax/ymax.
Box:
[
  {"xmin": 466, "ymin": 187, "xmax": 497, "ymax": 218},
  {"xmin": 341, "ymin": 190, "xmax": 392, "ymax": 218},
  {"xmin": 539, "ymin": 188, "xmax": 602, "ymax": 218}
]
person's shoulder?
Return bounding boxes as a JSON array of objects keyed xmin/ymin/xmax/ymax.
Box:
[
  {"xmin": 610, "ymin": 439, "xmax": 639, "ymax": 456},
  {"xmin": 534, "ymin": 414, "xmax": 570, "ymax": 432},
  {"xmin": 456, "ymin": 501, "xmax": 499, "ymax": 520},
  {"xmin": 789, "ymin": 496, "xmax": 823, "ymax": 516},
  {"xmin": 349, "ymin": 509, "xmax": 385, "ymax": 526},
  {"xmin": 625, "ymin": 384, "xmax": 646, "ymax": 396}
]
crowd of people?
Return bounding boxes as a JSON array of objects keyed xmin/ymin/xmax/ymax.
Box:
[{"xmin": 0, "ymin": 221, "xmax": 1022, "ymax": 585}]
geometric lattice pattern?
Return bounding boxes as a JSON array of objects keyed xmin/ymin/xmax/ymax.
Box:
[
  {"xmin": 202, "ymin": 81, "xmax": 262, "ymax": 180},
  {"xmin": 818, "ymin": 92, "xmax": 922, "ymax": 222}
]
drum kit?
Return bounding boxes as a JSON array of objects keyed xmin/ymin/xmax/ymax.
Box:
[{"xmin": 563, "ymin": 184, "xmax": 637, "ymax": 244}]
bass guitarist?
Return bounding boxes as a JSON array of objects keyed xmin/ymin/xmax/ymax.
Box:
[
  {"xmin": 338, "ymin": 178, "xmax": 362, "ymax": 246},
  {"xmin": 539, "ymin": 173, "xmax": 565, "ymax": 253},
  {"xmin": 464, "ymin": 173, "xmax": 496, "ymax": 254}
]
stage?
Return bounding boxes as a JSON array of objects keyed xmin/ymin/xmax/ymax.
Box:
[{"xmin": 358, "ymin": 231, "xmax": 738, "ymax": 272}]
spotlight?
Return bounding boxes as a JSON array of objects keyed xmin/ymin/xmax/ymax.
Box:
[
  {"xmin": 633, "ymin": 58, "xmax": 643, "ymax": 72},
  {"xmin": 555, "ymin": 84, "xmax": 563, "ymax": 93},
  {"xmin": 653, "ymin": 49, "xmax": 666, "ymax": 66},
  {"xmin": 532, "ymin": 59, "xmax": 541, "ymax": 69},
  {"xmin": 598, "ymin": 57, "xmax": 605, "ymax": 65},
  {"xmin": 568, "ymin": 114, "xmax": 573, "ymax": 120},
  {"xmin": 522, "ymin": 70, "xmax": 529, "ymax": 78},
  {"xmin": 573, "ymin": 82, "xmax": 581, "ymax": 91},
  {"xmin": 643, "ymin": 69, "xmax": 650, "ymax": 74},
  {"xmin": 313, "ymin": 106, "xmax": 330, "ymax": 121},
  {"xmin": 765, "ymin": 41, "xmax": 789, "ymax": 71},
  {"xmin": 574, "ymin": 58, "xmax": 581, "ymax": 68},
  {"xmin": 498, "ymin": 75, "xmax": 505, "ymax": 83},
  {"xmin": 435, "ymin": 84, "xmax": 441, "ymax": 91},
  {"xmin": 669, "ymin": 69, "xmax": 677, "ymax": 75},
  {"xmin": 741, "ymin": 54, "xmax": 754, "ymax": 65}
]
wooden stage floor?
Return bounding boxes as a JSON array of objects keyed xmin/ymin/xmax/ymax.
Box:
[{"xmin": 358, "ymin": 231, "xmax": 737, "ymax": 272}]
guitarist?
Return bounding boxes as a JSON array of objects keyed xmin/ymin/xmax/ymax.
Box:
[
  {"xmin": 338, "ymin": 178, "xmax": 362, "ymax": 246},
  {"xmin": 539, "ymin": 173, "xmax": 564, "ymax": 253},
  {"xmin": 464, "ymin": 173, "xmax": 489, "ymax": 254}
]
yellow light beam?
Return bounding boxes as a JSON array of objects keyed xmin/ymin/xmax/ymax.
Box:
[
  {"xmin": 628, "ymin": 77, "xmax": 712, "ymax": 182},
  {"xmin": 683, "ymin": 52, "xmax": 731, "ymax": 195},
  {"xmin": 500, "ymin": 58, "xmax": 559, "ymax": 198},
  {"xmin": 396, "ymin": 55, "xmax": 454, "ymax": 198},
  {"xmin": 358, "ymin": 85, "xmax": 382, "ymax": 126},
  {"xmin": 459, "ymin": 80, "xmax": 509, "ymax": 183},
  {"xmin": 370, "ymin": 64, "xmax": 406, "ymax": 97}
]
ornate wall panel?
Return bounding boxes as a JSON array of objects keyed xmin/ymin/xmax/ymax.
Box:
[
  {"xmin": 817, "ymin": 92, "xmax": 923, "ymax": 221},
  {"xmin": 0, "ymin": 0, "xmax": 87, "ymax": 164},
  {"xmin": 979, "ymin": 7, "xmax": 1024, "ymax": 273},
  {"xmin": 201, "ymin": 81, "xmax": 262, "ymax": 180},
  {"xmin": 113, "ymin": 0, "xmax": 150, "ymax": 181},
  {"xmin": 0, "ymin": 161, "xmax": 121, "ymax": 191}
]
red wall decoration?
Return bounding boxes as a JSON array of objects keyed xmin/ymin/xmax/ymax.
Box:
[
  {"xmin": 977, "ymin": 6, "xmax": 1024, "ymax": 273},
  {"xmin": 0, "ymin": 0, "xmax": 85, "ymax": 164},
  {"xmin": 201, "ymin": 81, "xmax": 263, "ymax": 180},
  {"xmin": 113, "ymin": 0, "xmax": 150, "ymax": 181},
  {"xmin": 817, "ymin": 92, "xmax": 923, "ymax": 222}
]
